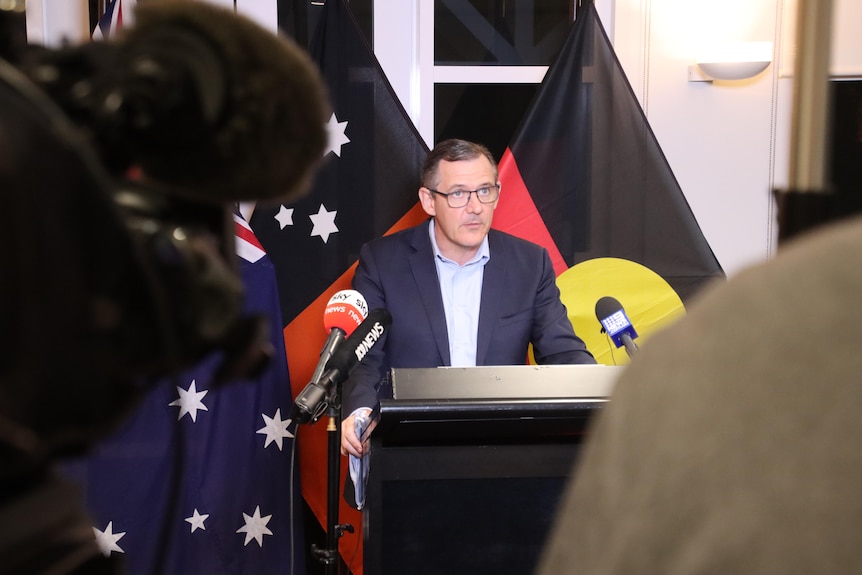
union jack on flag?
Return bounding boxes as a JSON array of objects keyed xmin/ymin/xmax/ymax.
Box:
[
  {"xmin": 235, "ymin": 210, "xmax": 266, "ymax": 264},
  {"xmin": 92, "ymin": 0, "xmax": 135, "ymax": 40}
]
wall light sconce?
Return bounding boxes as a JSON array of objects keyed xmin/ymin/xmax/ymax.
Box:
[{"xmin": 688, "ymin": 41, "xmax": 773, "ymax": 82}]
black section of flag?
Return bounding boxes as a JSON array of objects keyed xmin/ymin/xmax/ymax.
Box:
[
  {"xmin": 509, "ymin": 2, "xmax": 724, "ymax": 302},
  {"xmin": 253, "ymin": 0, "xmax": 429, "ymax": 325}
]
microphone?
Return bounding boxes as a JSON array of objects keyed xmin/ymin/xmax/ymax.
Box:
[
  {"xmin": 595, "ymin": 296, "xmax": 639, "ymax": 359},
  {"xmin": 21, "ymin": 0, "xmax": 328, "ymax": 204},
  {"xmin": 309, "ymin": 290, "xmax": 369, "ymax": 385},
  {"xmin": 291, "ymin": 308, "xmax": 392, "ymax": 425}
]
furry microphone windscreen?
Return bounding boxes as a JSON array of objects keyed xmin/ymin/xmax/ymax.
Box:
[{"xmin": 113, "ymin": 0, "xmax": 328, "ymax": 203}]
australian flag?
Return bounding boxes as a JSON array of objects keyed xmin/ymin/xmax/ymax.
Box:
[
  {"xmin": 61, "ymin": 212, "xmax": 305, "ymax": 575},
  {"xmin": 91, "ymin": 0, "xmax": 133, "ymax": 41}
]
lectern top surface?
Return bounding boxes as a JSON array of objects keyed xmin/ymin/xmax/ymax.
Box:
[{"xmin": 391, "ymin": 364, "xmax": 623, "ymax": 401}]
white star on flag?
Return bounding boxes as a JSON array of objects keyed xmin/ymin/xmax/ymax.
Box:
[
  {"xmin": 93, "ymin": 521, "xmax": 126, "ymax": 556},
  {"xmin": 275, "ymin": 205, "xmax": 294, "ymax": 230},
  {"xmin": 324, "ymin": 112, "xmax": 350, "ymax": 157},
  {"xmin": 236, "ymin": 505, "xmax": 273, "ymax": 547},
  {"xmin": 256, "ymin": 408, "xmax": 294, "ymax": 450},
  {"xmin": 185, "ymin": 509, "xmax": 209, "ymax": 533},
  {"xmin": 309, "ymin": 204, "xmax": 338, "ymax": 243},
  {"xmin": 168, "ymin": 379, "xmax": 209, "ymax": 422}
]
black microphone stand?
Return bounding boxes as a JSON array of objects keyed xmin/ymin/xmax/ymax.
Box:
[{"xmin": 309, "ymin": 380, "xmax": 353, "ymax": 575}]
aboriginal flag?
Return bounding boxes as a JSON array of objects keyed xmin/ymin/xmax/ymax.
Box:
[{"xmin": 493, "ymin": 2, "xmax": 724, "ymax": 365}]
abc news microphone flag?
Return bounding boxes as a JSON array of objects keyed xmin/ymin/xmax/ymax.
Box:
[
  {"xmin": 250, "ymin": 0, "xmax": 428, "ymax": 571},
  {"xmin": 493, "ymin": 2, "xmax": 724, "ymax": 365},
  {"xmin": 62, "ymin": 214, "xmax": 306, "ymax": 575}
]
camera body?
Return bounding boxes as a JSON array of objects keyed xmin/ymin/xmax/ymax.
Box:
[{"xmin": 0, "ymin": 55, "xmax": 263, "ymax": 458}]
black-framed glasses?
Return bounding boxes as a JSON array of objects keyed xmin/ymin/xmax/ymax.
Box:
[{"xmin": 427, "ymin": 184, "xmax": 501, "ymax": 208}]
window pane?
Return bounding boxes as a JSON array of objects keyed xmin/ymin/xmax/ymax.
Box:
[
  {"xmin": 434, "ymin": 83, "xmax": 540, "ymax": 161},
  {"xmin": 435, "ymin": 0, "xmax": 572, "ymax": 65}
]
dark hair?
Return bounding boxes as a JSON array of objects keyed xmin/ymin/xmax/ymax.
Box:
[{"xmin": 420, "ymin": 139, "xmax": 498, "ymax": 188}]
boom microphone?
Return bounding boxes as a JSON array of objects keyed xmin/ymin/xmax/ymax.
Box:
[
  {"xmin": 21, "ymin": 0, "xmax": 328, "ymax": 203},
  {"xmin": 291, "ymin": 308, "xmax": 392, "ymax": 425},
  {"xmin": 310, "ymin": 290, "xmax": 369, "ymax": 385},
  {"xmin": 595, "ymin": 296, "xmax": 639, "ymax": 359}
]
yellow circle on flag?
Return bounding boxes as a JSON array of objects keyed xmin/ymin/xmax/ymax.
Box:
[{"xmin": 555, "ymin": 257, "xmax": 687, "ymax": 366}]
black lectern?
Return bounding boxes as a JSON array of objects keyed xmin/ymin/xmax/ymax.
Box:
[{"xmin": 362, "ymin": 365, "xmax": 622, "ymax": 575}]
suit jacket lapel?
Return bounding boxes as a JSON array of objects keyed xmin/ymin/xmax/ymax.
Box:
[
  {"xmin": 477, "ymin": 231, "xmax": 506, "ymax": 364},
  {"xmin": 408, "ymin": 221, "xmax": 451, "ymax": 364}
]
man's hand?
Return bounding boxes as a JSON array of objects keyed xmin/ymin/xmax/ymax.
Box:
[{"xmin": 341, "ymin": 408, "xmax": 375, "ymax": 457}]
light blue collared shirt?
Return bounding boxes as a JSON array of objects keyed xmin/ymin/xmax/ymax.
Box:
[{"xmin": 428, "ymin": 219, "xmax": 490, "ymax": 366}]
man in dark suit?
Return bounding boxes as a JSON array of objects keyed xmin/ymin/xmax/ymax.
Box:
[{"xmin": 340, "ymin": 139, "xmax": 594, "ymax": 457}]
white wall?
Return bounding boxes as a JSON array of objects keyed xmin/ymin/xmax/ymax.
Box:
[
  {"xmin": 27, "ymin": 0, "xmax": 858, "ymax": 277},
  {"xmin": 608, "ymin": 0, "xmax": 858, "ymax": 276},
  {"xmin": 610, "ymin": 0, "xmax": 788, "ymax": 275},
  {"xmin": 25, "ymin": 0, "xmax": 88, "ymax": 46}
]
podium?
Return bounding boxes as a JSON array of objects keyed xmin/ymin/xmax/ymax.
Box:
[{"xmin": 362, "ymin": 365, "xmax": 622, "ymax": 575}]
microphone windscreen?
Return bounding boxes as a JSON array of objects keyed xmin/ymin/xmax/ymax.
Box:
[
  {"xmin": 323, "ymin": 289, "xmax": 368, "ymax": 335},
  {"xmin": 595, "ymin": 296, "xmax": 624, "ymax": 321},
  {"xmin": 115, "ymin": 0, "xmax": 328, "ymax": 203}
]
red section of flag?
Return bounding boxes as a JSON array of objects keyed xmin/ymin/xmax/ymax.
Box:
[
  {"xmin": 250, "ymin": 1, "xmax": 429, "ymax": 570},
  {"xmin": 285, "ymin": 203, "xmax": 427, "ymax": 574},
  {"xmin": 494, "ymin": 148, "xmax": 568, "ymax": 277},
  {"xmin": 250, "ymin": 0, "xmax": 428, "ymax": 327}
]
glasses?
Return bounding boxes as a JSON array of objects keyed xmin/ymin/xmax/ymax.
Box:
[{"xmin": 427, "ymin": 184, "xmax": 501, "ymax": 208}]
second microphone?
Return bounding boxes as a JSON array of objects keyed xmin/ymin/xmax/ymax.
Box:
[{"xmin": 292, "ymin": 308, "xmax": 392, "ymax": 424}]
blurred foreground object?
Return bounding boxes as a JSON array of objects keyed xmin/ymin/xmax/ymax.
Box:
[
  {"xmin": 538, "ymin": 215, "xmax": 862, "ymax": 574},
  {"xmin": 19, "ymin": 0, "xmax": 328, "ymax": 203}
]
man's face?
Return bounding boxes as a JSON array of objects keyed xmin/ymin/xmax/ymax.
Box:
[{"xmin": 419, "ymin": 156, "xmax": 499, "ymax": 265}]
